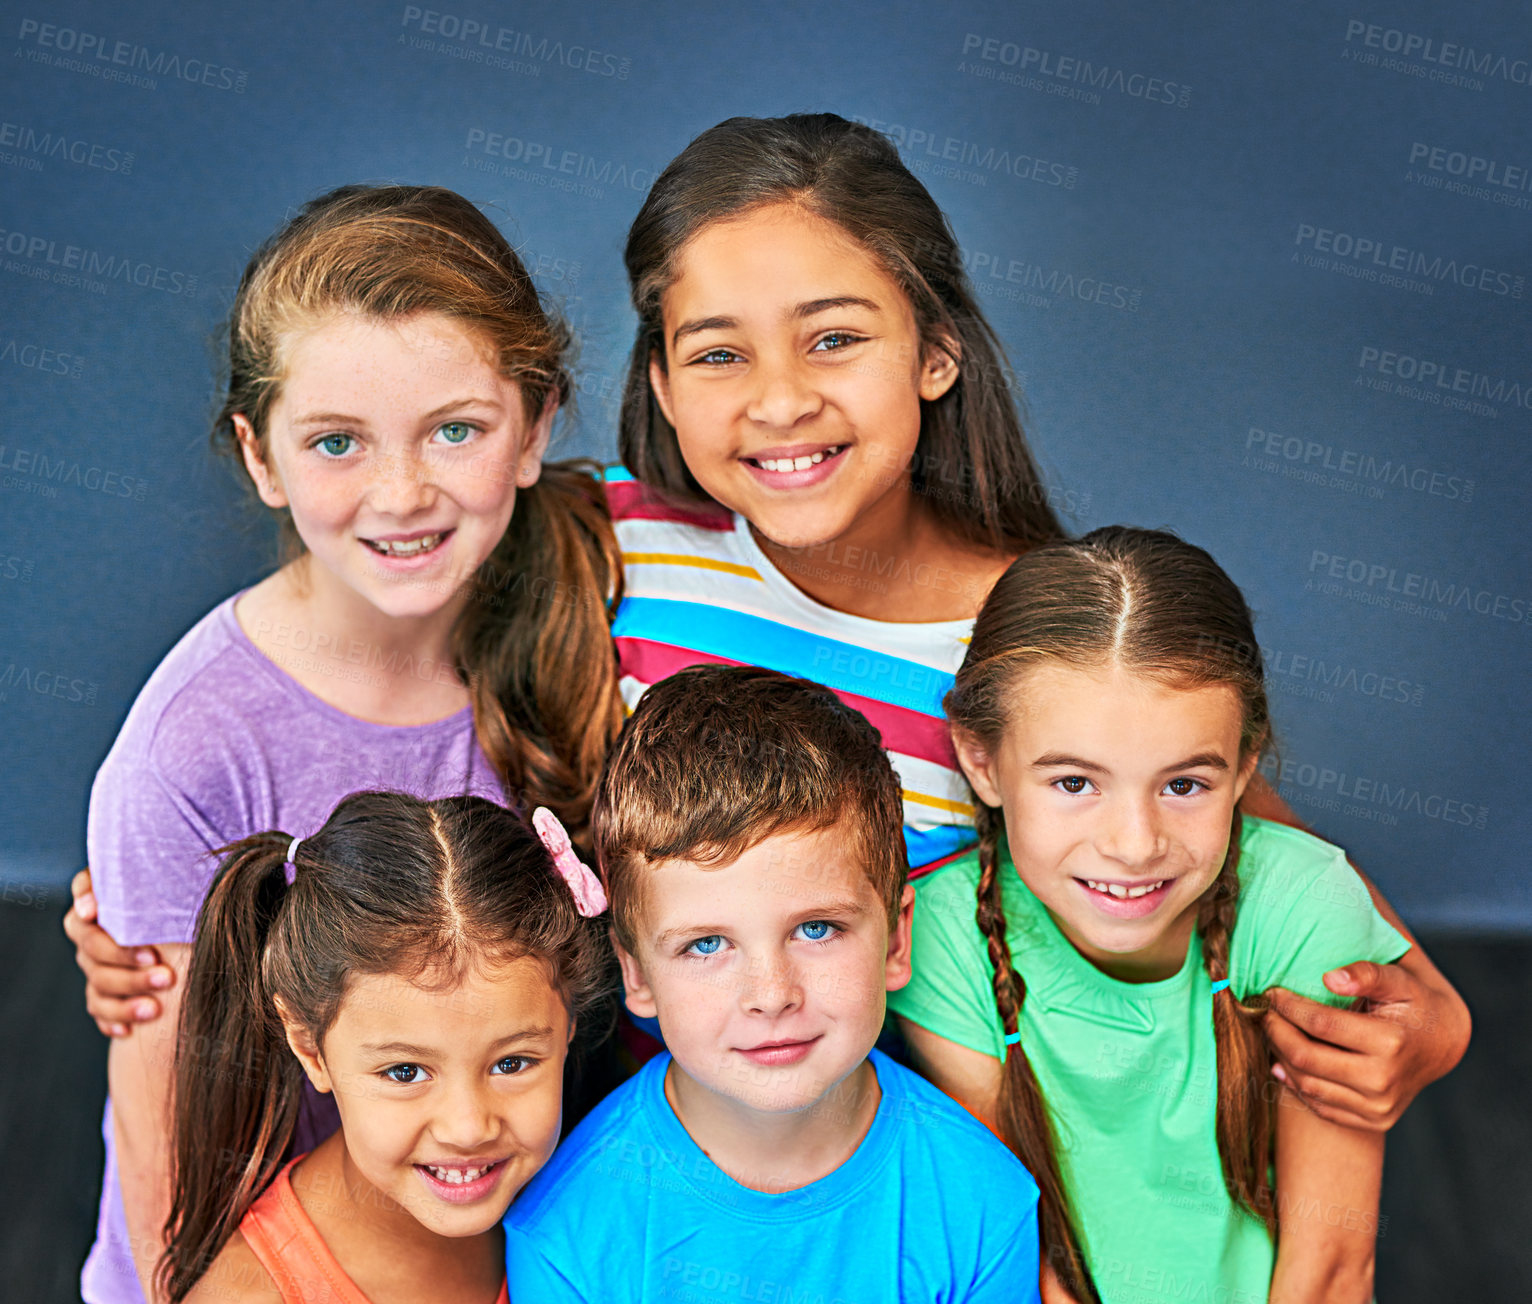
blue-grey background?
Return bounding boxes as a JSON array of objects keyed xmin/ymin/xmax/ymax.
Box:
[{"xmin": 1, "ymin": 0, "xmax": 1527, "ymax": 930}]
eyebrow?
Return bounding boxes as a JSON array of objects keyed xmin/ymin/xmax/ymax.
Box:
[
  {"xmin": 290, "ymin": 396, "xmax": 503, "ymax": 428},
  {"xmin": 670, "ymin": 296, "xmax": 884, "ymax": 349},
  {"xmin": 359, "ymin": 1027, "xmax": 556, "ymax": 1057},
  {"xmin": 1030, "ymin": 751, "xmax": 1231, "ymax": 773}
]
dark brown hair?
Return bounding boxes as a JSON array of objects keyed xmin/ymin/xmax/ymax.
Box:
[
  {"xmin": 619, "ymin": 113, "xmax": 1064, "ymax": 553},
  {"xmin": 592, "ymin": 665, "xmax": 906, "ymax": 951},
  {"xmin": 158, "ymin": 792, "xmax": 613, "ymax": 1301},
  {"xmin": 945, "ymin": 527, "xmax": 1275, "ymax": 1301},
  {"xmin": 215, "ymin": 184, "xmax": 622, "ymax": 842}
]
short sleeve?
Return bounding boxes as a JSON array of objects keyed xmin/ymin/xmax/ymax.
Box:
[
  {"xmin": 888, "ymin": 859, "xmax": 1008, "ymax": 1061},
  {"xmin": 1230, "ymin": 822, "xmax": 1411, "ymax": 1006},
  {"xmin": 88, "ymin": 723, "xmax": 237, "ymax": 946},
  {"xmin": 966, "ymin": 1201, "xmax": 1042, "ymax": 1304},
  {"xmin": 504, "ymin": 1226, "xmax": 589, "ymax": 1303}
]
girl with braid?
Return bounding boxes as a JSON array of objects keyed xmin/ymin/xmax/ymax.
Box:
[{"xmin": 887, "ymin": 527, "xmax": 1410, "ymax": 1304}]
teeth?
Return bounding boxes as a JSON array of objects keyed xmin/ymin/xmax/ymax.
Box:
[
  {"xmin": 756, "ymin": 447, "xmax": 840, "ymax": 473},
  {"xmin": 369, "ymin": 533, "xmax": 442, "ymax": 556},
  {"xmin": 1085, "ymin": 880, "xmax": 1165, "ymax": 899},
  {"xmin": 425, "ymin": 1163, "xmax": 493, "ymax": 1184}
]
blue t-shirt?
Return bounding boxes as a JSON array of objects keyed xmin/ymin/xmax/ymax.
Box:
[{"xmin": 504, "ymin": 1049, "xmax": 1041, "ymax": 1303}]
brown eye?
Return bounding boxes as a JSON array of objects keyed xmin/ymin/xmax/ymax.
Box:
[
  {"xmin": 1165, "ymin": 777, "xmax": 1203, "ymax": 797},
  {"xmin": 1057, "ymin": 776, "xmax": 1090, "ymax": 794}
]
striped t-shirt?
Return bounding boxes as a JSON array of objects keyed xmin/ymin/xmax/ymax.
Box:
[{"xmin": 607, "ymin": 466, "xmax": 978, "ymax": 874}]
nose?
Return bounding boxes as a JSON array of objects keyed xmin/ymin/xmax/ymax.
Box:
[
  {"xmin": 427, "ymin": 1075, "xmax": 499, "ymax": 1154},
  {"xmin": 366, "ymin": 446, "xmax": 436, "ymax": 518},
  {"xmin": 739, "ymin": 951, "xmax": 804, "ymax": 1019},
  {"xmin": 1098, "ymin": 796, "xmax": 1167, "ymax": 868},
  {"xmin": 745, "ymin": 353, "xmax": 823, "ymax": 430}
]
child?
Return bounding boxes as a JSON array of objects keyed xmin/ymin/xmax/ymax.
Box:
[
  {"xmin": 159, "ymin": 792, "xmax": 611, "ymax": 1303},
  {"xmin": 888, "ymin": 528, "xmax": 1411, "ymax": 1304},
  {"xmin": 605, "ymin": 111, "xmax": 1466, "ymax": 1125},
  {"xmin": 75, "ymin": 184, "xmax": 622, "ymax": 1303},
  {"xmin": 502, "ymin": 666, "xmax": 1042, "ymax": 1302}
]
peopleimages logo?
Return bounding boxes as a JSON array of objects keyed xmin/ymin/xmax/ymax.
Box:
[
  {"xmin": 14, "ymin": 18, "xmax": 248, "ymax": 92},
  {"xmin": 399, "ymin": 7, "xmax": 630, "ymax": 78},
  {"xmin": 1294, "ymin": 224, "xmax": 1524, "ymax": 298},
  {"xmin": 959, "ymin": 32, "xmax": 1190, "ymax": 107},
  {"xmin": 852, "ymin": 115, "xmax": 1079, "ymax": 189},
  {"xmin": 1343, "ymin": 20, "xmax": 1530, "ymax": 86},
  {"xmin": 0, "ymin": 226, "xmax": 198, "ymax": 296},
  {"xmin": 1357, "ymin": 346, "xmax": 1532, "ymax": 414}
]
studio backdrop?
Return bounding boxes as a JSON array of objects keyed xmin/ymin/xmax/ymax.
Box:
[{"xmin": 1, "ymin": 0, "xmax": 1527, "ymax": 929}]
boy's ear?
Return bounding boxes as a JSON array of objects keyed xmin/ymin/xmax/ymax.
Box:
[
  {"xmin": 515, "ymin": 390, "xmax": 558, "ymax": 489},
  {"xmin": 274, "ymin": 996, "xmax": 332, "ymax": 1094},
  {"xmin": 647, "ymin": 351, "xmax": 679, "ymax": 431},
  {"xmin": 918, "ymin": 336, "xmax": 961, "ymax": 403},
  {"xmin": 951, "ymin": 726, "xmax": 1004, "ymax": 809},
  {"xmin": 611, "ymin": 929, "xmax": 658, "ymax": 1021},
  {"xmin": 234, "ymin": 414, "xmax": 287, "ymax": 509},
  {"xmin": 884, "ymin": 884, "xmax": 916, "ymax": 993}
]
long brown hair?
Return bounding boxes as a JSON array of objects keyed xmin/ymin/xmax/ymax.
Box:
[
  {"xmin": 946, "ymin": 527, "xmax": 1276, "ymax": 1301},
  {"xmin": 157, "ymin": 792, "xmax": 613, "ymax": 1301},
  {"xmin": 215, "ymin": 185, "xmax": 622, "ymax": 841},
  {"xmin": 620, "ymin": 113, "xmax": 1064, "ymax": 553}
]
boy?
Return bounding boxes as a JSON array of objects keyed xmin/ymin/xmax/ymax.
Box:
[{"xmin": 504, "ymin": 666, "xmax": 1040, "ymax": 1302}]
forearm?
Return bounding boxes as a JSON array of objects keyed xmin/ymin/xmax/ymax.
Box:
[
  {"xmin": 1270, "ymin": 1087, "xmax": 1383, "ymax": 1304},
  {"xmin": 1247, "ymin": 776, "xmax": 1471, "ymax": 1082},
  {"xmin": 108, "ymin": 958, "xmax": 186, "ymax": 1303}
]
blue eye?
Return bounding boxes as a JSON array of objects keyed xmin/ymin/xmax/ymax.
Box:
[
  {"xmin": 383, "ymin": 1063, "xmax": 428, "ymax": 1084},
  {"xmin": 316, "ymin": 433, "xmax": 354, "ymax": 457},
  {"xmin": 492, "ymin": 1055, "xmax": 532, "ymax": 1075},
  {"xmin": 796, "ymin": 920, "xmax": 837, "ymax": 942},
  {"xmin": 435, "ymin": 421, "xmax": 475, "ymax": 444},
  {"xmin": 686, "ymin": 935, "xmax": 724, "ymax": 956}
]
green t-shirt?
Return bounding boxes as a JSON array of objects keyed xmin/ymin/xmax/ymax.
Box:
[{"xmin": 888, "ymin": 816, "xmax": 1409, "ymax": 1304}]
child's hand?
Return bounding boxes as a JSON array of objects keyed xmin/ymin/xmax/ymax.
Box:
[
  {"xmin": 62, "ymin": 868, "xmax": 173, "ymax": 1037},
  {"xmin": 1263, "ymin": 959, "xmax": 1468, "ymax": 1131}
]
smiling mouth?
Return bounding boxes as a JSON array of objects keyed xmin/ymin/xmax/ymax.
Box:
[
  {"xmin": 364, "ymin": 531, "xmax": 450, "ymax": 557},
  {"xmin": 418, "ymin": 1159, "xmax": 503, "ymax": 1185},
  {"xmin": 1081, "ymin": 879, "xmax": 1167, "ymax": 900},
  {"xmin": 745, "ymin": 445, "xmax": 847, "ymax": 473}
]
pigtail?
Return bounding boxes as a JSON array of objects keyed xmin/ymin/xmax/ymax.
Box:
[
  {"xmin": 975, "ymin": 807, "xmax": 1100, "ymax": 1304},
  {"xmin": 455, "ymin": 458, "xmax": 624, "ymax": 851},
  {"xmin": 158, "ymin": 834, "xmax": 308, "ymax": 1302},
  {"xmin": 1196, "ymin": 809, "xmax": 1277, "ymax": 1232}
]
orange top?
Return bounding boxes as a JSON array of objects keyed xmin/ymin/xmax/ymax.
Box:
[{"xmin": 240, "ymin": 1156, "xmax": 510, "ymax": 1304}]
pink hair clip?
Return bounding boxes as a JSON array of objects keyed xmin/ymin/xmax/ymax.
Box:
[{"xmin": 532, "ymin": 807, "xmax": 607, "ymax": 917}]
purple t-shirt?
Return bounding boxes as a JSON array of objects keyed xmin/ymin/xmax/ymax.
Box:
[{"xmin": 82, "ymin": 594, "xmax": 504, "ymax": 1303}]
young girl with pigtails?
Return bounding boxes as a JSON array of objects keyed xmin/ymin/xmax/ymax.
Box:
[
  {"xmin": 605, "ymin": 112, "xmax": 1468, "ymax": 1120},
  {"xmin": 888, "ymin": 527, "xmax": 1410, "ymax": 1303},
  {"xmin": 159, "ymin": 792, "xmax": 611, "ymax": 1303},
  {"xmin": 68, "ymin": 184, "xmax": 622, "ymax": 1303}
]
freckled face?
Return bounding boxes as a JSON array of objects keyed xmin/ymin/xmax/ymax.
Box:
[
  {"xmin": 237, "ymin": 311, "xmax": 553, "ymax": 625},
  {"xmin": 617, "ymin": 825, "xmax": 913, "ymax": 1116},
  {"xmin": 296, "ymin": 958, "xmax": 570, "ymax": 1235},
  {"xmin": 956, "ymin": 664, "xmax": 1257, "ymax": 981},
  {"xmin": 649, "ymin": 203, "xmax": 958, "ymax": 550}
]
